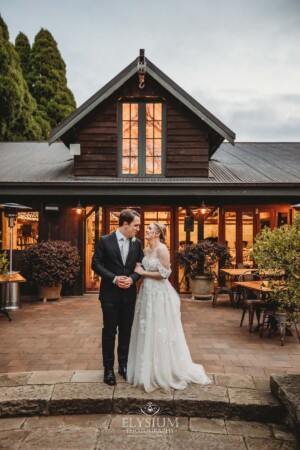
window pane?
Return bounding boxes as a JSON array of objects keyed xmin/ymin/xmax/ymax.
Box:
[
  {"xmin": 153, "ymin": 157, "xmax": 162, "ymax": 174},
  {"xmin": 153, "ymin": 121, "xmax": 162, "ymax": 138},
  {"xmin": 154, "ymin": 103, "xmax": 162, "ymax": 120},
  {"xmin": 131, "ymin": 157, "xmax": 138, "ymax": 174},
  {"xmin": 122, "ymin": 140, "xmax": 130, "ymax": 156},
  {"xmin": 122, "ymin": 121, "xmax": 130, "ymax": 138},
  {"xmin": 242, "ymin": 212, "xmax": 253, "ymax": 266},
  {"xmin": 153, "ymin": 139, "xmax": 161, "ymax": 156},
  {"xmin": 131, "ymin": 103, "xmax": 138, "ymax": 120},
  {"xmin": 146, "ymin": 157, "xmax": 154, "ymax": 174},
  {"xmin": 277, "ymin": 212, "xmax": 288, "ymax": 227},
  {"xmin": 146, "ymin": 140, "xmax": 154, "ymax": 156},
  {"xmin": 131, "ymin": 121, "xmax": 138, "ymax": 139},
  {"xmin": 123, "ymin": 104, "xmax": 130, "ymax": 120},
  {"xmin": 1, "ymin": 211, "xmax": 39, "ymax": 251},
  {"xmin": 131, "ymin": 139, "xmax": 138, "ymax": 156},
  {"xmin": 259, "ymin": 212, "xmax": 271, "ymax": 230},
  {"xmin": 146, "ymin": 121, "xmax": 153, "ymax": 139},
  {"xmin": 122, "ymin": 157, "xmax": 130, "ymax": 174},
  {"xmin": 225, "ymin": 212, "xmax": 236, "ymax": 266},
  {"xmin": 146, "ymin": 103, "xmax": 154, "ymax": 120}
]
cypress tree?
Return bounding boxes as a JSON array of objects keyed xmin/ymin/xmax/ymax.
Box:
[
  {"xmin": 0, "ymin": 14, "xmax": 44, "ymax": 140},
  {"xmin": 15, "ymin": 32, "xmax": 31, "ymax": 84},
  {"xmin": 29, "ymin": 29, "xmax": 76, "ymax": 129}
]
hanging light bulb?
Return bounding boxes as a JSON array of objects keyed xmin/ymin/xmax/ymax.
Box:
[{"xmin": 200, "ymin": 201, "xmax": 207, "ymax": 215}]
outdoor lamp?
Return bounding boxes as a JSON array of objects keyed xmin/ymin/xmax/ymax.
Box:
[
  {"xmin": 73, "ymin": 201, "xmax": 84, "ymax": 215},
  {"xmin": 200, "ymin": 201, "xmax": 207, "ymax": 215}
]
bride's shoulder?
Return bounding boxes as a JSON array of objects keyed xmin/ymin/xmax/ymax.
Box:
[{"xmin": 157, "ymin": 244, "xmax": 169, "ymax": 257}]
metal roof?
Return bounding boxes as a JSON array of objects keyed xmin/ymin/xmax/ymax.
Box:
[
  {"xmin": 49, "ymin": 55, "xmax": 236, "ymax": 145},
  {"xmin": 0, "ymin": 142, "xmax": 299, "ymax": 189}
]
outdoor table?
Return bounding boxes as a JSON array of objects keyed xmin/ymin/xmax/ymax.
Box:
[
  {"xmin": 234, "ymin": 280, "xmax": 290, "ymax": 343},
  {"xmin": 0, "ymin": 273, "xmax": 26, "ymax": 320},
  {"xmin": 234, "ymin": 280, "xmax": 273, "ymax": 293},
  {"xmin": 220, "ymin": 268, "xmax": 257, "ymax": 294}
]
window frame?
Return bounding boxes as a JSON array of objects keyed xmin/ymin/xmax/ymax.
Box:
[{"xmin": 118, "ymin": 99, "xmax": 166, "ymax": 177}]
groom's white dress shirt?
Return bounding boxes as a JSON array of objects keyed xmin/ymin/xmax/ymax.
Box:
[
  {"xmin": 116, "ymin": 229, "xmax": 129, "ymax": 263},
  {"xmin": 112, "ymin": 229, "xmax": 130, "ymax": 284}
]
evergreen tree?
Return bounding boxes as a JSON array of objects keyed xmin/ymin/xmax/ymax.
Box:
[
  {"xmin": 15, "ymin": 32, "xmax": 31, "ymax": 84},
  {"xmin": 29, "ymin": 29, "xmax": 76, "ymax": 129},
  {"xmin": 0, "ymin": 14, "xmax": 44, "ymax": 140}
]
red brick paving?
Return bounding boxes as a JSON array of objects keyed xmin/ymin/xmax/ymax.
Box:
[{"xmin": 0, "ymin": 295, "xmax": 299, "ymax": 376}]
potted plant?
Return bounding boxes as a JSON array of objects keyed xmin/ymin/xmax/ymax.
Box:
[
  {"xmin": 251, "ymin": 213, "xmax": 300, "ymax": 328},
  {"xmin": 176, "ymin": 239, "xmax": 232, "ymax": 299},
  {"xmin": 23, "ymin": 240, "xmax": 81, "ymax": 300}
]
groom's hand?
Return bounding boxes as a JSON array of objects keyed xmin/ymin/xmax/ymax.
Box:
[
  {"xmin": 122, "ymin": 276, "xmax": 133, "ymax": 288},
  {"xmin": 115, "ymin": 276, "xmax": 133, "ymax": 289}
]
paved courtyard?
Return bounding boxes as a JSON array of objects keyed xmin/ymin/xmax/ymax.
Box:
[{"xmin": 0, "ymin": 295, "xmax": 299, "ymax": 377}]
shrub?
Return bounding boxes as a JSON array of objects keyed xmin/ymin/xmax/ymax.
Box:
[
  {"xmin": 176, "ymin": 240, "xmax": 232, "ymax": 279},
  {"xmin": 23, "ymin": 240, "xmax": 80, "ymax": 287}
]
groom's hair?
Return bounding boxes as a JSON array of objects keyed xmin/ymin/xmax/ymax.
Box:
[{"xmin": 119, "ymin": 208, "xmax": 140, "ymax": 226}]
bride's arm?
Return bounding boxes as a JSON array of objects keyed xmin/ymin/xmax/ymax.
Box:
[{"xmin": 134, "ymin": 247, "xmax": 171, "ymax": 279}]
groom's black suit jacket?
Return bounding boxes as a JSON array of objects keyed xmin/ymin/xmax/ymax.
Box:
[{"xmin": 91, "ymin": 232, "xmax": 144, "ymax": 303}]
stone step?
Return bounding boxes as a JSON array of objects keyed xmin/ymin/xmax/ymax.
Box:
[
  {"xmin": 0, "ymin": 414, "xmax": 298, "ymax": 450},
  {"xmin": 0, "ymin": 370, "xmax": 285, "ymax": 424}
]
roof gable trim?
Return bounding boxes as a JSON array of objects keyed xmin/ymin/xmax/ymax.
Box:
[
  {"xmin": 49, "ymin": 65, "xmax": 137, "ymax": 144},
  {"xmin": 49, "ymin": 55, "xmax": 235, "ymax": 145},
  {"xmin": 147, "ymin": 66, "xmax": 234, "ymax": 144}
]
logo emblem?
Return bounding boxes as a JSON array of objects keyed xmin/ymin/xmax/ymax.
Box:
[{"xmin": 140, "ymin": 401, "xmax": 160, "ymax": 416}]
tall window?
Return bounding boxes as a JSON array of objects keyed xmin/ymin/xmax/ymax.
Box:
[{"xmin": 120, "ymin": 102, "xmax": 164, "ymax": 176}]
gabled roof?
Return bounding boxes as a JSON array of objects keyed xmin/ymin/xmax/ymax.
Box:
[{"xmin": 49, "ymin": 53, "xmax": 236, "ymax": 145}]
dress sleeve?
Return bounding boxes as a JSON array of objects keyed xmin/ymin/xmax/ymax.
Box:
[{"xmin": 156, "ymin": 261, "xmax": 172, "ymax": 279}]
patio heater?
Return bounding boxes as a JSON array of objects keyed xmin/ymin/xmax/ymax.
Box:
[{"xmin": 0, "ymin": 202, "xmax": 32, "ymax": 311}]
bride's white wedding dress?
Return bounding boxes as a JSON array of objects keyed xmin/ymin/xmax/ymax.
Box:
[{"xmin": 127, "ymin": 256, "xmax": 211, "ymax": 392}]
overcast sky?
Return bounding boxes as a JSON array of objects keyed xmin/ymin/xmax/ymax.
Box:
[{"xmin": 1, "ymin": 0, "xmax": 300, "ymax": 141}]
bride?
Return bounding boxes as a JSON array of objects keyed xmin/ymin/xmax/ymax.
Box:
[{"xmin": 126, "ymin": 222, "xmax": 211, "ymax": 392}]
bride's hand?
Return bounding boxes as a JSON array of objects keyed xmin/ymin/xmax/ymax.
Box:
[{"xmin": 134, "ymin": 263, "xmax": 145, "ymax": 275}]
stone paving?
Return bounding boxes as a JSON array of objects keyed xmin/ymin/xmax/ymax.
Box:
[
  {"xmin": 0, "ymin": 371, "xmax": 298, "ymax": 449},
  {"xmin": 0, "ymin": 294, "xmax": 299, "ymax": 376},
  {"xmin": 0, "ymin": 413, "xmax": 298, "ymax": 450},
  {"xmin": 0, "ymin": 371, "xmax": 282, "ymax": 420}
]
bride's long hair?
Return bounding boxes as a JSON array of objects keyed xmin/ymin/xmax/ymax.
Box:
[{"xmin": 153, "ymin": 222, "xmax": 167, "ymax": 243}]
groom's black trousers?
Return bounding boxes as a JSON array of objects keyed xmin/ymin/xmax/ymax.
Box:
[{"xmin": 101, "ymin": 300, "xmax": 136, "ymax": 369}]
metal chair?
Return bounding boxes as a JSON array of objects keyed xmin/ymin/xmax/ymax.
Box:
[
  {"xmin": 238, "ymin": 272, "xmax": 265, "ymax": 332},
  {"xmin": 212, "ymin": 272, "xmax": 234, "ymax": 308}
]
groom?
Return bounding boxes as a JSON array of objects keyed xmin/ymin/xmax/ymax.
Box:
[{"xmin": 92, "ymin": 209, "xmax": 144, "ymax": 385}]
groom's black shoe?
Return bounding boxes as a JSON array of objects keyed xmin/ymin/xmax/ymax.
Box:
[
  {"xmin": 104, "ymin": 368, "xmax": 116, "ymax": 386},
  {"xmin": 118, "ymin": 365, "xmax": 127, "ymax": 380}
]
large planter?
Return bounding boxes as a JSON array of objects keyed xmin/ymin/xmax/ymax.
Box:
[
  {"xmin": 37, "ymin": 283, "xmax": 62, "ymax": 301},
  {"xmin": 189, "ymin": 275, "xmax": 214, "ymax": 300}
]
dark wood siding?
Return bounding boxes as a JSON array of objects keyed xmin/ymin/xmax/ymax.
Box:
[
  {"xmin": 73, "ymin": 74, "xmax": 209, "ymax": 177},
  {"xmin": 74, "ymin": 101, "xmax": 118, "ymax": 177},
  {"xmin": 166, "ymin": 99, "xmax": 209, "ymax": 177}
]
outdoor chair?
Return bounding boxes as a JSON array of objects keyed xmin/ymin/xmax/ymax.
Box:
[
  {"xmin": 238, "ymin": 272, "xmax": 265, "ymax": 332},
  {"xmin": 212, "ymin": 272, "xmax": 234, "ymax": 308}
]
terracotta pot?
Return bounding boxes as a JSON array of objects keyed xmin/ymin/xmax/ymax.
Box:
[
  {"xmin": 189, "ymin": 275, "xmax": 214, "ymax": 300},
  {"xmin": 37, "ymin": 283, "xmax": 62, "ymax": 301}
]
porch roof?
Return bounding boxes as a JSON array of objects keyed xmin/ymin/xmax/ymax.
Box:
[{"xmin": 0, "ymin": 142, "xmax": 299, "ymax": 197}]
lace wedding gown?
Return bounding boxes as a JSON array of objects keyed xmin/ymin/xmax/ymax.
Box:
[{"xmin": 127, "ymin": 256, "xmax": 211, "ymax": 392}]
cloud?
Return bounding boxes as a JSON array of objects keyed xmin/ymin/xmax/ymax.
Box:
[{"xmin": 1, "ymin": 0, "xmax": 299, "ymax": 141}]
